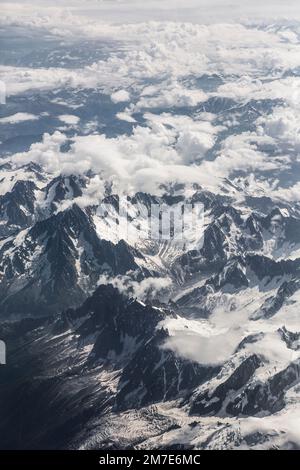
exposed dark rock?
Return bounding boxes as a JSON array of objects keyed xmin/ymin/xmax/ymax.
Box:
[{"xmin": 190, "ymin": 355, "xmax": 261, "ymax": 416}]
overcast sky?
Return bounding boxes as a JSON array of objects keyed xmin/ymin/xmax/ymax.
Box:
[{"xmin": 3, "ymin": 0, "xmax": 300, "ymax": 23}]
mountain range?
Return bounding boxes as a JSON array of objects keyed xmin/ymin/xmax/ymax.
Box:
[{"xmin": 0, "ymin": 160, "xmax": 300, "ymax": 449}]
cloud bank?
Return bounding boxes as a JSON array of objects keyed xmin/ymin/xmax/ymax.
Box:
[{"xmin": 1, "ymin": 5, "xmax": 300, "ymax": 202}]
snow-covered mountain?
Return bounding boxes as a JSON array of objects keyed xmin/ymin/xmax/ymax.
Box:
[
  {"xmin": 1, "ymin": 161, "xmax": 299, "ymax": 318},
  {"xmin": 0, "ymin": 159, "xmax": 300, "ymax": 449}
]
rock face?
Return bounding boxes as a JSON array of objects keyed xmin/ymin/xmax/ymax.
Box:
[
  {"xmin": 115, "ymin": 328, "xmax": 216, "ymax": 411},
  {"xmin": 0, "ymin": 180, "xmax": 37, "ymax": 236},
  {"xmin": 51, "ymin": 285, "xmax": 216, "ymax": 411},
  {"xmin": 190, "ymin": 355, "xmax": 262, "ymax": 416},
  {"xmin": 252, "ymin": 279, "xmax": 300, "ymax": 320},
  {"xmin": 0, "ymin": 202, "xmax": 144, "ymax": 316},
  {"xmin": 225, "ymin": 360, "xmax": 300, "ymax": 416}
]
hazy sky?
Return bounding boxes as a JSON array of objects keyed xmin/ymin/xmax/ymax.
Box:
[{"xmin": 3, "ymin": 0, "xmax": 300, "ymax": 23}]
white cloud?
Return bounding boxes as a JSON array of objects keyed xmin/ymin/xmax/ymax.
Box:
[
  {"xmin": 98, "ymin": 274, "xmax": 172, "ymax": 302},
  {"xmin": 111, "ymin": 89, "xmax": 130, "ymax": 103},
  {"xmin": 116, "ymin": 111, "xmax": 136, "ymax": 123},
  {"xmin": 6, "ymin": 107, "xmax": 285, "ymax": 198},
  {"xmin": 257, "ymin": 105, "xmax": 300, "ymax": 152},
  {"xmin": 164, "ymin": 329, "xmax": 242, "ymax": 365},
  {"xmin": 272, "ymin": 182, "xmax": 300, "ymax": 203},
  {"xmin": 3, "ymin": 22, "xmax": 300, "ymax": 101},
  {"xmin": 214, "ymin": 75, "xmax": 300, "ymax": 111},
  {"xmin": 10, "ymin": 131, "xmax": 68, "ymax": 173},
  {"xmin": 8, "ymin": 112, "xmax": 223, "ymax": 194},
  {"xmin": 176, "ymin": 126, "xmax": 216, "ymax": 163},
  {"xmin": 161, "ymin": 307, "xmax": 248, "ymax": 365},
  {"xmin": 0, "ymin": 64, "xmax": 100, "ymax": 97},
  {"xmin": 0, "ymin": 112, "xmax": 39, "ymax": 124},
  {"xmin": 135, "ymin": 80, "xmax": 207, "ymax": 110},
  {"xmin": 58, "ymin": 114, "xmax": 80, "ymax": 125}
]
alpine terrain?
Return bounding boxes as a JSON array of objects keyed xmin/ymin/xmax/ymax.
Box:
[{"xmin": 0, "ymin": 0, "xmax": 300, "ymax": 451}]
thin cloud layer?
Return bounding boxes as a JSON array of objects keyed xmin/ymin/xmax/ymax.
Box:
[{"xmin": 3, "ymin": 1, "xmax": 300, "ymax": 24}]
